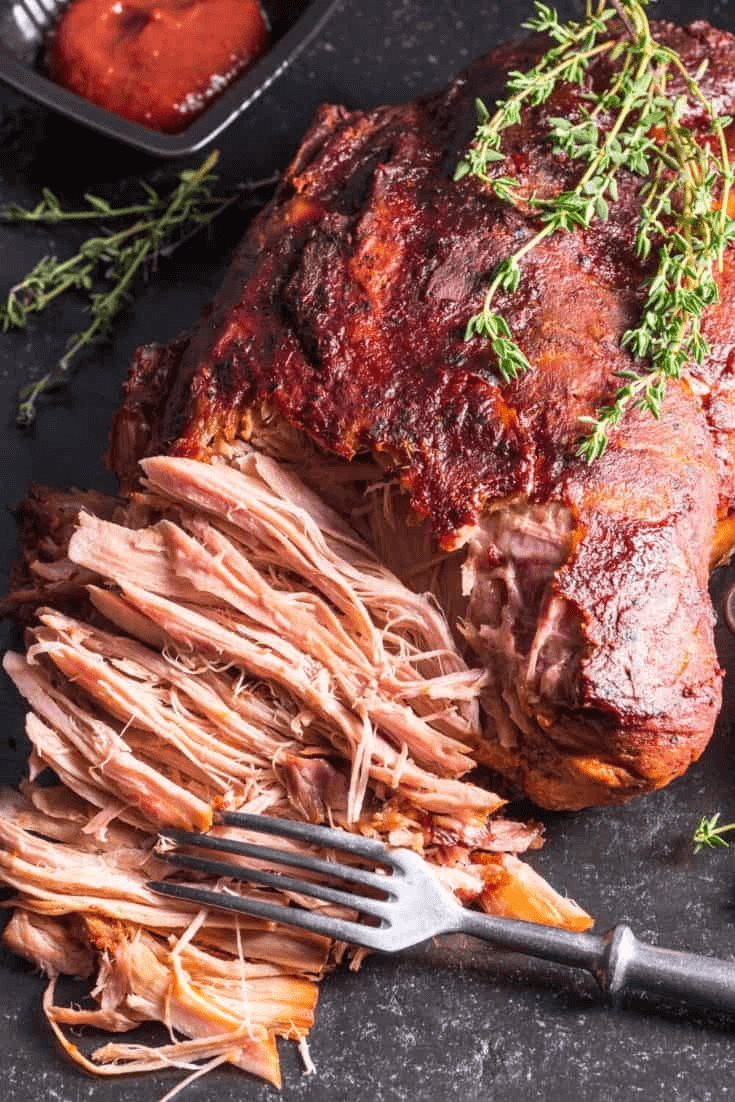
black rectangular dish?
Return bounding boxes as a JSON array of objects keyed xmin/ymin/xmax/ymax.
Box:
[{"xmin": 0, "ymin": 0, "xmax": 340, "ymax": 156}]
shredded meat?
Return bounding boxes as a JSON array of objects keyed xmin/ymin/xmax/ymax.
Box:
[{"xmin": 1, "ymin": 450, "xmax": 589, "ymax": 1090}]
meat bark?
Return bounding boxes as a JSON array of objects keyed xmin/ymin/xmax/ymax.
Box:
[{"xmin": 110, "ymin": 21, "xmax": 733, "ymax": 808}]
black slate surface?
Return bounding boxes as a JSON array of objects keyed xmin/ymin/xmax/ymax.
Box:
[{"xmin": 2, "ymin": 1, "xmax": 735, "ymax": 1099}]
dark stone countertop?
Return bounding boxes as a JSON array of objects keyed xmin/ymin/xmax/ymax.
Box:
[{"xmin": 1, "ymin": 1, "xmax": 735, "ymax": 1099}]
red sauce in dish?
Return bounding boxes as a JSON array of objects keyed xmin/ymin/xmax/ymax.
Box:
[{"xmin": 47, "ymin": 0, "xmax": 271, "ymax": 133}]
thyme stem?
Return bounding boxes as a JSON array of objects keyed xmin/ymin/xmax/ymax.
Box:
[
  {"xmin": 693, "ymin": 813, "xmax": 735, "ymax": 854},
  {"xmin": 455, "ymin": 0, "xmax": 735, "ymax": 459},
  {"xmin": 2, "ymin": 151, "xmax": 276, "ymax": 427}
]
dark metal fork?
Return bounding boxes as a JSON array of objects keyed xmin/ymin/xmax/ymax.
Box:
[{"xmin": 149, "ymin": 811, "xmax": 735, "ymax": 1015}]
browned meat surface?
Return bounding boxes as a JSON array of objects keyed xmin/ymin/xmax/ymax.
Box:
[
  {"xmin": 0, "ymin": 486, "xmax": 123, "ymax": 623},
  {"xmin": 110, "ymin": 20, "xmax": 735, "ymax": 810}
]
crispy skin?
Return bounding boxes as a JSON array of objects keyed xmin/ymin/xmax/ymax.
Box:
[{"xmin": 110, "ymin": 21, "xmax": 735, "ymax": 809}]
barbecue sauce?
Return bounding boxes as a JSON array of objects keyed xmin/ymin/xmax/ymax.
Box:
[{"xmin": 46, "ymin": 0, "xmax": 270, "ymax": 133}]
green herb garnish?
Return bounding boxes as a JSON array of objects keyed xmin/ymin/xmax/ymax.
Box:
[
  {"xmin": 455, "ymin": 0, "xmax": 735, "ymax": 460},
  {"xmin": 693, "ymin": 813, "xmax": 735, "ymax": 854},
  {"xmin": 1, "ymin": 152, "xmax": 275, "ymax": 426}
]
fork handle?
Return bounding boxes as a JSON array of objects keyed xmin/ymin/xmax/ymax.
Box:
[
  {"xmin": 596, "ymin": 924, "xmax": 735, "ymax": 1012},
  {"xmin": 458, "ymin": 912, "xmax": 735, "ymax": 1014}
]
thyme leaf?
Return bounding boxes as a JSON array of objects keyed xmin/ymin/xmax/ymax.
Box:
[
  {"xmin": 692, "ymin": 813, "xmax": 735, "ymax": 854},
  {"xmin": 456, "ymin": 0, "xmax": 735, "ymax": 458}
]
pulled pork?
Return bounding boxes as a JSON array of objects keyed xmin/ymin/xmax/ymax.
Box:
[{"xmin": 1, "ymin": 449, "xmax": 589, "ymax": 1090}]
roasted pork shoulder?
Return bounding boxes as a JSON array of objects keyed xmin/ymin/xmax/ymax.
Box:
[
  {"xmin": 110, "ymin": 20, "xmax": 735, "ymax": 810},
  {"xmin": 6, "ymin": 17, "xmax": 734, "ymax": 1089}
]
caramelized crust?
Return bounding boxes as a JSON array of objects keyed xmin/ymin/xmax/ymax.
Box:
[{"xmin": 110, "ymin": 21, "xmax": 735, "ymax": 809}]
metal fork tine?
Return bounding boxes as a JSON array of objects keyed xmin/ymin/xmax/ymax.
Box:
[
  {"xmin": 218, "ymin": 811, "xmax": 390, "ymax": 862},
  {"xmin": 23, "ymin": 0, "xmax": 46, "ymax": 25},
  {"xmin": 157, "ymin": 850, "xmax": 392, "ymax": 920},
  {"xmin": 148, "ymin": 879, "xmax": 387, "ymax": 950},
  {"xmin": 161, "ymin": 826, "xmax": 393, "ymax": 893}
]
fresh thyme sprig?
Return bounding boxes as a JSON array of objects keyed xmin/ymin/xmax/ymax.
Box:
[
  {"xmin": 1, "ymin": 186, "xmax": 177, "ymax": 225},
  {"xmin": 3, "ymin": 151, "xmax": 221, "ymax": 425},
  {"xmin": 692, "ymin": 812, "xmax": 735, "ymax": 854},
  {"xmin": 454, "ymin": 4, "xmax": 617, "ymax": 188},
  {"xmin": 1, "ymin": 151, "xmax": 276, "ymax": 427},
  {"xmin": 455, "ymin": 0, "xmax": 735, "ymax": 459}
]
